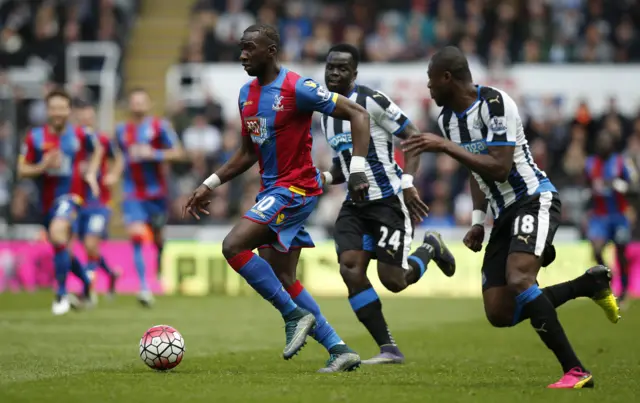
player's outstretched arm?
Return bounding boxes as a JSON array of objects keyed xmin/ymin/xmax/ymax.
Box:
[
  {"xmin": 183, "ymin": 135, "xmax": 258, "ymax": 220},
  {"xmin": 401, "ymin": 130, "xmax": 514, "ymax": 182},
  {"xmin": 330, "ymin": 95, "xmax": 370, "ymax": 201},
  {"xmin": 403, "ymin": 91, "xmax": 517, "ymax": 183},
  {"xmin": 444, "ymin": 142, "xmax": 513, "ymax": 183},
  {"xmin": 212, "ymin": 135, "xmax": 258, "ymax": 184}
]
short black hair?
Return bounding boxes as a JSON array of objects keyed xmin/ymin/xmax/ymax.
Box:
[
  {"xmin": 430, "ymin": 46, "xmax": 472, "ymax": 82},
  {"xmin": 45, "ymin": 88, "xmax": 72, "ymax": 105},
  {"xmin": 327, "ymin": 43, "xmax": 360, "ymax": 68},
  {"xmin": 244, "ymin": 23, "xmax": 280, "ymax": 49}
]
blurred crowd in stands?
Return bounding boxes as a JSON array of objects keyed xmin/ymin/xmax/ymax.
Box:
[
  {"xmin": 184, "ymin": 0, "xmax": 640, "ymax": 65},
  {"xmin": 1, "ymin": 0, "xmax": 138, "ymax": 83},
  {"xmin": 1, "ymin": 0, "xmax": 639, "ymax": 239}
]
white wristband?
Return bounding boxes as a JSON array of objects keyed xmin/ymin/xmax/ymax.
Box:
[
  {"xmin": 471, "ymin": 210, "xmax": 486, "ymax": 227},
  {"xmin": 203, "ymin": 173, "xmax": 221, "ymax": 190},
  {"xmin": 350, "ymin": 156, "xmax": 366, "ymax": 174},
  {"xmin": 322, "ymin": 171, "xmax": 333, "ymax": 186},
  {"xmin": 401, "ymin": 174, "xmax": 414, "ymax": 189}
]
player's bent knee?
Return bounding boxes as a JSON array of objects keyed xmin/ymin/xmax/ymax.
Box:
[
  {"xmin": 339, "ymin": 262, "xmax": 367, "ymax": 287},
  {"xmin": 485, "ymin": 310, "xmax": 513, "ymax": 328},
  {"xmin": 221, "ymin": 236, "xmax": 244, "ymax": 260},
  {"xmin": 49, "ymin": 220, "xmax": 70, "ymax": 247},
  {"xmin": 506, "ymin": 269, "xmax": 537, "ymax": 294},
  {"xmin": 378, "ymin": 266, "xmax": 407, "ymax": 293},
  {"xmin": 482, "ymin": 287, "xmax": 516, "ymax": 328}
]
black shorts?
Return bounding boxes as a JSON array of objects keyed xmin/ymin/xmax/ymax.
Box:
[
  {"xmin": 482, "ymin": 191, "xmax": 561, "ymax": 290},
  {"xmin": 335, "ymin": 194, "xmax": 413, "ymax": 269}
]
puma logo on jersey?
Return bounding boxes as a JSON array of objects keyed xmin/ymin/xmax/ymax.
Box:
[
  {"xmin": 534, "ymin": 323, "xmax": 547, "ymax": 333},
  {"xmin": 386, "ymin": 249, "xmax": 397, "ymax": 258},
  {"xmin": 517, "ymin": 235, "xmax": 530, "ymax": 244},
  {"xmin": 276, "ymin": 213, "xmax": 286, "ymax": 224},
  {"xmin": 489, "ymin": 97, "xmax": 500, "ymax": 104},
  {"xmin": 373, "ymin": 93, "xmax": 383, "ymax": 98}
]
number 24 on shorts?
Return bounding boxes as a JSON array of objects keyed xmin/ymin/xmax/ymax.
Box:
[{"xmin": 378, "ymin": 226, "xmax": 401, "ymax": 251}]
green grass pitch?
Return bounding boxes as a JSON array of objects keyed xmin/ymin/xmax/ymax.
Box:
[{"xmin": 0, "ymin": 293, "xmax": 638, "ymax": 403}]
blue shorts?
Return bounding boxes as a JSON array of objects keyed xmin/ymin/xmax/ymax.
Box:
[
  {"xmin": 76, "ymin": 205, "xmax": 111, "ymax": 239},
  {"xmin": 43, "ymin": 196, "xmax": 82, "ymax": 230},
  {"xmin": 587, "ymin": 214, "xmax": 631, "ymax": 244},
  {"xmin": 122, "ymin": 198, "xmax": 168, "ymax": 229},
  {"xmin": 244, "ymin": 187, "xmax": 317, "ymax": 252}
]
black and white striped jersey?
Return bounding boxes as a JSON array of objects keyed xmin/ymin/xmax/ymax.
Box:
[
  {"xmin": 320, "ymin": 85, "xmax": 410, "ymax": 201},
  {"xmin": 437, "ymin": 85, "xmax": 557, "ymax": 218}
]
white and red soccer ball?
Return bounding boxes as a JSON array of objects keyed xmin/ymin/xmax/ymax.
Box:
[{"xmin": 139, "ymin": 325, "xmax": 185, "ymax": 370}]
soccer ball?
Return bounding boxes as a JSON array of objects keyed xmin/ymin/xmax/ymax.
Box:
[{"xmin": 139, "ymin": 325, "xmax": 185, "ymax": 370}]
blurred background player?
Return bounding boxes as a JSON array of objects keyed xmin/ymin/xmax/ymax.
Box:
[
  {"xmin": 586, "ymin": 131, "xmax": 639, "ymax": 308},
  {"xmin": 74, "ymin": 101, "xmax": 123, "ymax": 299},
  {"xmin": 18, "ymin": 89, "xmax": 103, "ymax": 315},
  {"xmin": 115, "ymin": 88, "xmax": 185, "ymax": 307},
  {"xmin": 320, "ymin": 44, "xmax": 456, "ymax": 364},
  {"xmin": 184, "ymin": 24, "xmax": 371, "ymax": 372},
  {"xmin": 402, "ymin": 46, "xmax": 620, "ymax": 388}
]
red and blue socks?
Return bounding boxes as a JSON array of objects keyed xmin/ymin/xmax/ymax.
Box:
[
  {"xmin": 286, "ymin": 280, "xmax": 343, "ymax": 350},
  {"xmin": 87, "ymin": 254, "xmax": 115, "ymax": 277},
  {"xmin": 53, "ymin": 245, "xmax": 71, "ymax": 298},
  {"xmin": 227, "ymin": 251, "xmax": 297, "ymax": 316},
  {"xmin": 131, "ymin": 235, "xmax": 148, "ymax": 292}
]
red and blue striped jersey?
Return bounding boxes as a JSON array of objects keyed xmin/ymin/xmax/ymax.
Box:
[
  {"xmin": 84, "ymin": 130, "xmax": 117, "ymax": 207},
  {"xmin": 21, "ymin": 124, "xmax": 97, "ymax": 213},
  {"xmin": 586, "ymin": 154, "xmax": 633, "ymax": 216},
  {"xmin": 115, "ymin": 117, "xmax": 179, "ymax": 200},
  {"xmin": 239, "ymin": 68, "xmax": 338, "ymax": 196}
]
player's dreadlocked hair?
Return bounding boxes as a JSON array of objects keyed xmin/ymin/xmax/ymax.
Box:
[
  {"xmin": 430, "ymin": 46, "xmax": 472, "ymax": 82},
  {"xmin": 328, "ymin": 43, "xmax": 360, "ymax": 68},
  {"xmin": 244, "ymin": 23, "xmax": 280, "ymax": 49}
]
